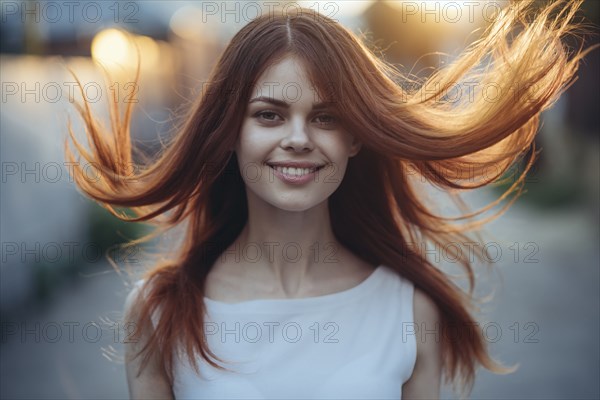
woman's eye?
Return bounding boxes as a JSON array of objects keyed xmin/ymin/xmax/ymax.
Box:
[
  {"xmin": 255, "ymin": 111, "xmax": 281, "ymax": 122},
  {"xmin": 314, "ymin": 114, "xmax": 337, "ymax": 125}
]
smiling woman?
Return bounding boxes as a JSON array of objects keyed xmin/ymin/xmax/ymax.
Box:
[
  {"xmin": 237, "ymin": 57, "xmax": 361, "ymax": 211},
  {"xmin": 64, "ymin": 1, "xmax": 595, "ymax": 399}
]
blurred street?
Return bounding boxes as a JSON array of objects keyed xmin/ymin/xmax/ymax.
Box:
[
  {"xmin": 1, "ymin": 265, "xmax": 131, "ymax": 399},
  {"xmin": 462, "ymin": 190, "xmax": 600, "ymax": 399}
]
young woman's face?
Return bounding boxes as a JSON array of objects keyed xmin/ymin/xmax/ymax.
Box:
[{"xmin": 235, "ymin": 56, "xmax": 361, "ymax": 212}]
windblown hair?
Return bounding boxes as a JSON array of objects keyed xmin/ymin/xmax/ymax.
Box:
[{"xmin": 65, "ymin": 0, "xmax": 595, "ymax": 394}]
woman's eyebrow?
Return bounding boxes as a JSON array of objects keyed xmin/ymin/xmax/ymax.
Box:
[{"xmin": 248, "ymin": 96, "xmax": 332, "ymax": 110}]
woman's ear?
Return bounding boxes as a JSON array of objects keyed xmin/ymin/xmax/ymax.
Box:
[{"xmin": 349, "ymin": 138, "xmax": 362, "ymax": 157}]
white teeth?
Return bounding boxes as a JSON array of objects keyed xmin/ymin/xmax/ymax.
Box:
[{"xmin": 272, "ymin": 166, "xmax": 315, "ymax": 177}]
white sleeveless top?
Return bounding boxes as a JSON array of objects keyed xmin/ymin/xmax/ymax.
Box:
[{"xmin": 128, "ymin": 265, "xmax": 416, "ymax": 399}]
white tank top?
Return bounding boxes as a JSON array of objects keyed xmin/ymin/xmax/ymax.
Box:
[{"xmin": 129, "ymin": 265, "xmax": 416, "ymax": 399}]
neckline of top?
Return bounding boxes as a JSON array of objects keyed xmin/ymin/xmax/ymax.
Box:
[{"xmin": 203, "ymin": 265, "xmax": 386, "ymax": 313}]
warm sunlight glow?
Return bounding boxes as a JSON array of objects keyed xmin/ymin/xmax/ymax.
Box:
[
  {"xmin": 170, "ymin": 6, "xmax": 206, "ymax": 40},
  {"xmin": 91, "ymin": 29, "xmax": 132, "ymax": 70},
  {"xmin": 91, "ymin": 29, "xmax": 160, "ymax": 73}
]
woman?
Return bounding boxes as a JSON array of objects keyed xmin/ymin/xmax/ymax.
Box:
[{"xmin": 65, "ymin": 1, "xmax": 594, "ymax": 398}]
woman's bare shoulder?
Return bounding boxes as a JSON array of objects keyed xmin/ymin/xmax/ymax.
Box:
[
  {"xmin": 123, "ymin": 279, "xmax": 147, "ymax": 317},
  {"xmin": 123, "ymin": 279, "xmax": 174, "ymax": 399},
  {"xmin": 413, "ymin": 288, "xmax": 441, "ymax": 327},
  {"xmin": 402, "ymin": 288, "xmax": 443, "ymax": 397}
]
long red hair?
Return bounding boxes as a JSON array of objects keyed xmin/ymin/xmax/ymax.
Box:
[{"xmin": 65, "ymin": 0, "xmax": 595, "ymax": 393}]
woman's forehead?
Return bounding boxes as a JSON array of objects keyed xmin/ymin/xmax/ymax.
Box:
[
  {"xmin": 253, "ymin": 57, "xmax": 310, "ymax": 88},
  {"xmin": 250, "ymin": 57, "xmax": 333, "ymax": 104}
]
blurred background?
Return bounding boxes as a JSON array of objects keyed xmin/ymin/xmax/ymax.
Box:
[{"xmin": 0, "ymin": 1, "xmax": 598, "ymax": 399}]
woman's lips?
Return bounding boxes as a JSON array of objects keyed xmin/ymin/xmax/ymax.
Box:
[{"xmin": 267, "ymin": 164, "xmax": 325, "ymax": 185}]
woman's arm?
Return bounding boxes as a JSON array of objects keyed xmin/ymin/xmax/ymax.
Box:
[
  {"xmin": 402, "ymin": 288, "xmax": 443, "ymax": 399},
  {"xmin": 124, "ymin": 289, "xmax": 174, "ymax": 399}
]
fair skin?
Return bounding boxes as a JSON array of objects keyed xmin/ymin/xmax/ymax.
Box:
[{"xmin": 126, "ymin": 56, "xmax": 442, "ymax": 399}]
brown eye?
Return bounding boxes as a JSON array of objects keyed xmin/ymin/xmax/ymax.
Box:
[
  {"xmin": 255, "ymin": 111, "xmax": 281, "ymax": 122},
  {"xmin": 314, "ymin": 114, "xmax": 337, "ymax": 126}
]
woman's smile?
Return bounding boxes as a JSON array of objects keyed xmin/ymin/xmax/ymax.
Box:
[{"xmin": 266, "ymin": 161, "xmax": 327, "ymax": 185}]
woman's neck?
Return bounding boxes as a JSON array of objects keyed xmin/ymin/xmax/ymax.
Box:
[{"xmin": 225, "ymin": 193, "xmax": 345, "ymax": 297}]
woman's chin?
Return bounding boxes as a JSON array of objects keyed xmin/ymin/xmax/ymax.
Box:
[
  {"xmin": 269, "ymin": 201, "xmax": 319, "ymax": 213},
  {"xmin": 265, "ymin": 196, "xmax": 328, "ymax": 213}
]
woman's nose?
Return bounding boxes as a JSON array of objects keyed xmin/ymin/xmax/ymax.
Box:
[{"xmin": 280, "ymin": 119, "xmax": 314, "ymax": 152}]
